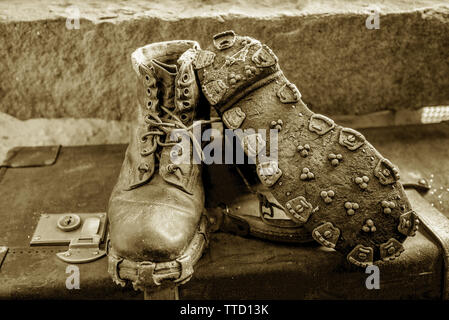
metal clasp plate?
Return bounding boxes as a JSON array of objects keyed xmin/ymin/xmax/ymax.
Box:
[{"xmin": 31, "ymin": 213, "xmax": 107, "ymax": 264}]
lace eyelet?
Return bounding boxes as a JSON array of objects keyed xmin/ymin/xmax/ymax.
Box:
[
  {"xmin": 144, "ymin": 73, "xmax": 156, "ymax": 87},
  {"xmin": 166, "ymin": 164, "xmax": 178, "ymax": 173},
  {"xmin": 138, "ymin": 163, "xmax": 150, "ymax": 172},
  {"xmin": 180, "ymin": 113, "xmax": 189, "ymax": 122}
]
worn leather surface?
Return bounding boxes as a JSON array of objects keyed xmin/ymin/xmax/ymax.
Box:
[
  {"xmin": 108, "ymin": 41, "xmax": 205, "ymax": 264},
  {"xmin": 109, "ymin": 166, "xmax": 204, "ymax": 262},
  {"xmin": 0, "ymin": 145, "xmax": 144, "ymax": 299},
  {"xmin": 205, "ymin": 163, "xmax": 313, "ymax": 243},
  {"xmin": 362, "ymin": 122, "xmax": 449, "ymax": 217},
  {"xmin": 195, "ymin": 31, "xmax": 415, "ymax": 265},
  {"xmin": 202, "ymin": 128, "xmax": 313, "ymax": 244},
  {"xmin": 0, "ymin": 137, "xmax": 446, "ymax": 299}
]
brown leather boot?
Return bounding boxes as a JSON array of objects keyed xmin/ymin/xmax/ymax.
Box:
[
  {"xmin": 205, "ymin": 161, "xmax": 314, "ymax": 244},
  {"xmin": 201, "ymin": 121, "xmax": 313, "ymax": 243},
  {"xmin": 107, "ymin": 41, "xmax": 208, "ymax": 290},
  {"xmin": 192, "ymin": 31, "xmax": 419, "ymax": 267}
]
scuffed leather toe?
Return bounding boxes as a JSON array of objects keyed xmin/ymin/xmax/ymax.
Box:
[{"xmin": 109, "ymin": 199, "xmax": 199, "ymax": 262}]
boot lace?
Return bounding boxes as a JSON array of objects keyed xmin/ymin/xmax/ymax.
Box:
[{"xmin": 140, "ymin": 105, "xmax": 220, "ymax": 162}]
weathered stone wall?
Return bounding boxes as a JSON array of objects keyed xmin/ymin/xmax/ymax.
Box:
[{"xmin": 1, "ymin": 0, "xmax": 448, "ymax": 120}]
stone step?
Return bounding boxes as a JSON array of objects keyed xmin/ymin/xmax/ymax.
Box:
[{"xmin": 0, "ymin": 0, "xmax": 448, "ymax": 120}]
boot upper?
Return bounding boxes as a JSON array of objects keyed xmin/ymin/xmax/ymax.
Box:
[
  {"xmin": 192, "ymin": 31, "xmax": 416, "ymax": 265},
  {"xmin": 108, "ymin": 41, "xmax": 206, "ymax": 262}
]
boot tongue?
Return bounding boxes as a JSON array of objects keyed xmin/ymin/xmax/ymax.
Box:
[{"xmin": 151, "ymin": 59, "xmax": 177, "ymax": 109}]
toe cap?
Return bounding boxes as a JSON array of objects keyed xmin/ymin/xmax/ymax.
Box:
[{"xmin": 109, "ymin": 199, "xmax": 200, "ymax": 262}]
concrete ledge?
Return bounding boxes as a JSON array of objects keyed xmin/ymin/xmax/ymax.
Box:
[
  {"xmin": 0, "ymin": 112, "xmax": 130, "ymax": 163},
  {"xmin": 0, "ymin": 0, "xmax": 448, "ymax": 120}
]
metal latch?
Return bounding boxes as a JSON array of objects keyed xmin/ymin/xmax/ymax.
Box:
[{"xmin": 31, "ymin": 213, "xmax": 107, "ymax": 264}]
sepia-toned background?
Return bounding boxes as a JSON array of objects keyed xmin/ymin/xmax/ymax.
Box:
[{"xmin": 1, "ymin": 0, "xmax": 448, "ymax": 162}]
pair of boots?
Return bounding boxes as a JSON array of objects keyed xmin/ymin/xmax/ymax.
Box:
[{"xmin": 107, "ymin": 31, "xmax": 419, "ymax": 291}]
